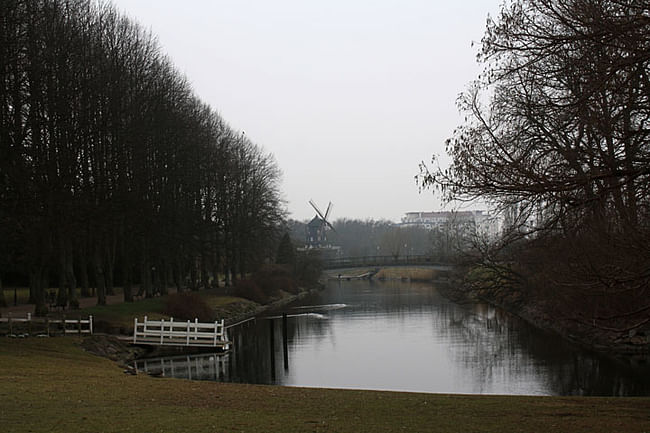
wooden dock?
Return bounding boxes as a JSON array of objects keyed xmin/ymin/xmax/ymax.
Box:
[
  {"xmin": 133, "ymin": 316, "xmax": 230, "ymax": 349},
  {"xmin": 329, "ymin": 268, "xmax": 380, "ymax": 280}
]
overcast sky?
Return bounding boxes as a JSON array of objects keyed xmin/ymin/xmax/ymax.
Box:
[{"xmin": 110, "ymin": 0, "xmax": 502, "ymax": 222}]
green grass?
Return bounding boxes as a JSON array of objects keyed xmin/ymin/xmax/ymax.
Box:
[
  {"xmin": 79, "ymin": 289, "xmax": 251, "ymax": 332},
  {"xmin": 1, "ymin": 338, "xmax": 649, "ymax": 433},
  {"xmin": 82, "ymin": 296, "xmax": 168, "ymax": 330}
]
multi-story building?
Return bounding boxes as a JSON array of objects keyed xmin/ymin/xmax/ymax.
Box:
[{"xmin": 400, "ymin": 210, "xmax": 500, "ymax": 238}]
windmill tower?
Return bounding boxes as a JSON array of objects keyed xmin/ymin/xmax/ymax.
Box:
[{"xmin": 306, "ymin": 199, "xmax": 335, "ymax": 248}]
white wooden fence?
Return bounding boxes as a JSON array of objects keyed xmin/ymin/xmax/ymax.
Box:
[
  {"xmin": 0, "ymin": 313, "xmax": 93, "ymax": 336},
  {"xmin": 133, "ymin": 316, "xmax": 230, "ymax": 349}
]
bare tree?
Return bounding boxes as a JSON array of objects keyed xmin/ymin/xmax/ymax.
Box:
[{"xmin": 421, "ymin": 0, "xmax": 650, "ymax": 335}]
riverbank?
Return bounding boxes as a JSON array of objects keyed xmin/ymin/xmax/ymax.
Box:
[
  {"xmin": 0, "ymin": 285, "xmax": 317, "ymax": 335},
  {"xmin": 437, "ymin": 270, "xmax": 650, "ymax": 358},
  {"xmin": 3, "ymin": 337, "xmax": 649, "ymax": 433}
]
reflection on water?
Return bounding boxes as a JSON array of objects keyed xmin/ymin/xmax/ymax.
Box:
[{"xmin": 134, "ymin": 280, "xmax": 650, "ymax": 396}]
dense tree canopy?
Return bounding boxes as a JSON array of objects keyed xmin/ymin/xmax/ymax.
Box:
[
  {"xmin": 421, "ymin": 0, "xmax": 650, "ymax": 332},
  {"xmin": 0, "ymin": 0, "xmax": 285, "ymax": 313}
]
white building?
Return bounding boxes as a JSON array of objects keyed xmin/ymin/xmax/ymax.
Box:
[{"xmin": 400, "ymin": 210, "xmax": 501, "ymax": 239}]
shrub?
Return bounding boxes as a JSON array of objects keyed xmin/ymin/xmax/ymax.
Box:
[
  {"xmin": 164, "ymin": 292, "xmax": 214, "ymax": 322},
  {"xmin": 254, "ymin": 265, "xmax": 300, "ymax": 296},
  {"xmin": 233, "ymin": 279, "xmax": 269, "ymax": 304}
]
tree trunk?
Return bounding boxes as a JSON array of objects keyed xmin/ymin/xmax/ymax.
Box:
[
  {"xmin": 79, "ymin": 247, "xmax": 90, "ymax": 297},
  {"xmin": 56, "ymin": 255, "xmax": 68, "ymax": 308},
  {"xmin": 174, "ymin": 258, "xmax": 183, "ymax": 292},
  {"xmin": 201, "ymin": 252, "xmax": 210, "ymax": 290},
  {"xmin": 105, "ymin": 239, "xmax": 116, "ymax": 296},
  {"xmin": 93, "ymin": 247, "xmax": 106, "ymax": 306},
  {"xmin": 66, "ymin": 245, "xmax": 78, "ymax": 309},
  {"xmin": 122, "ymin": 255, "xmax": 133, "ymax": 302},
  {"xmin": 56, "ymin": 234, "xmax": 68, "ymax": 308},
  {"xmin": 31, "ymin": 267, "xmax": 48, "ymax": 317},
  {"xmin": 190, "ymin": 261, "xmax": 198, "ymax": 291},
  {"xmin": 141, "ymin": 256, "xmax": 152, "ymax": 298},
  {"xmin": 212, "ymin": 251, "xmax": 221, "ymax": 289},
  {"xmin": 159, "ymin": 262, "xmax": 169, "ymax": 296},
  {"xmin": 0, "ymin": 274, "xmax": 6, "ymax": 308}
]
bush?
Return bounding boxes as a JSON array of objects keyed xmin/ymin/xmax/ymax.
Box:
[
  {"xmin": 295, "ymin": 251, "xmax": 323, "ymax": 287},
  {"xmin": 164, "ymin": 292, "xmax": 214, "ymax": 322},
  {"xmin": 233, "ymin": 279, "xmax": 269, "ymax": 304},
  {"xmin": 254, "ymin": 265, "xmax": 300, "ymax": 296}
]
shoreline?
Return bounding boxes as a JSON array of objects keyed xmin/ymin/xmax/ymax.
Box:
[
  {"xmin": 4, "ymin": 338, "xmax": 649, "ymax": 433},
  {"xmin": 82, "ymin": 286, "xmax": 322, "ymax": 365},
  {"xmin": 436, "ymin": 278, "xmax": 650, "ymax": 359}
]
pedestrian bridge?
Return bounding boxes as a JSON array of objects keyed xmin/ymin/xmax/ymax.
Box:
[{"xmin": 322, "ymin": 255, "xmax": 452, "ymax": 271}]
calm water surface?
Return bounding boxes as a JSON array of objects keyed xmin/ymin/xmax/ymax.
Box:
[{"xmin": 135, "ymin": 280, "xmax": 650, "ymax": 396}]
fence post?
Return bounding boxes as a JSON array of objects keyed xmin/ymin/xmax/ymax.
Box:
[
  {"xmin": 8, "ymin": 313, "xmax": 12, "ymax": 335},
  {"xmin": 89, "ymin": 316, "xmax": 93, "ymax": 335},
  {"xmin": 62, "ymin": 314, "xmax": 66, "ymax": 336},
  {"xmin": 214, "ymin": 320, "xmax": 218, "ymax": 346},
  {"xmin": 78, "ymin": 317, "xmax": 82, "ymax": 335},
  {"xmin": 194, "ymin": 318, "xmax": 198, "ymax": 340},
  {"xmin": 169, "ymin": 317, "xmax": 173, "ymax": 340},
  {"xmin": 186, "ymin": 320, "xmax": 190, "ymax": 345},
  {"xmin": 27, "ymin": 313, "xmax": 32, "ymax": 335},
  {"xmin": 133, "ymin": 318, "xmax": 138, "ymax": 344},
  {"xmin": 160, "ymin": 319, "xmax": 165, "ymax": 344}
]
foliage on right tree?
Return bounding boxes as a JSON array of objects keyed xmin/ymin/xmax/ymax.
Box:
[{"xmin": 421, "ymin": 0, "xmax": 650, "ymax": 338}]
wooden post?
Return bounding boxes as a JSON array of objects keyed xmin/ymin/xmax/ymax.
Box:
[
  {"xmin": 133, "ymin": 318, "xmax": 138, "ymax": 344},
  {"xmin": 214, "ymin": 321, "xmax": 219, "ymax": 346},
  {"xmin": 169, "ymin": 317, "xmax": 173, "ymax": 340},
  {"xmin": 27, "ymin": 313, "xmax": 32, "ymax": 335},
  {"xmin": 194, "ymin": 318, "xmax": 198, "ymax": 340},
  {"xmin": 269, "ymin": 318, "xmax": 276, "ymax": 379},
  {"xmin": 186, "ymin": 320, "xmax": 190, "ymax": 345},
  {"xmin": 78, "ymin": 317, "xmax": 82, "ymax": 335},
  {"xmin": 143, "ymin": 315, "xmax": 148, "ymax": 334},
  {"xmin": 62, "ymin": 314, "xmax": 66, "ymax": 335},
  {"xmin": 282, "ymin": 313, "xmax": 289, "ymax": 371},
  {"xmin": 89, "ymin": 315, "xmax": 93, "ymax": 335},
  {"xmin": 8, "ymin": 313, "xmax": 12, "ymax": 335}
]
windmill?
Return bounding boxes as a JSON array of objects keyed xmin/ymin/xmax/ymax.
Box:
[{"xmin": 306, "ymin": 199, "xmax": 335, "ymax": 248}]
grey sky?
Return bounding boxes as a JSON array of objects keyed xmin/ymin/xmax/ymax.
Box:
[{"xmin": 110, "ymin": 0, "xmax": 501, "ymax": 222}]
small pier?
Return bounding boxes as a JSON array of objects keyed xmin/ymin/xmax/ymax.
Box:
[
  {"xmin": 133, "ymin": 316, "xmax": 230, "ymax": 349},
  {"xmin": 329, "ymin": 268, "xmax": 380, "ymax": 280}
]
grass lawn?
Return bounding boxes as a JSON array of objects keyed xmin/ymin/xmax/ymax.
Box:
[
  {"xmin": 80, "ymin": 290, "xmax": 254, "ymax": 332},
  {"xmin": 1, "ymin": 338, "xmax": 649, "ymax": 433}
]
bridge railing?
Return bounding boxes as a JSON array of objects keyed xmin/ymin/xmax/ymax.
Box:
[{"xmin": 323, "ymin": 255, "xmax": 447, "ymax": 269}]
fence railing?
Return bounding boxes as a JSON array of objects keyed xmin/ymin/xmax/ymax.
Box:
[
  {"xmin": 0, "ymin": 313, "xmax": 93, "ymax": 336},
  {"xmin": 323, "ymin": 255, "xmax": 450, "ymax": 269},
  {"xmin": 133, "ymin": 316, "xmax": 230, "ymax": 349}
]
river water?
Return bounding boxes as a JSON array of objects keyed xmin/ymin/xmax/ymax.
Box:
[{"xmin": 134, "ymin": 280, "xmax": 650, "ymax": 396}]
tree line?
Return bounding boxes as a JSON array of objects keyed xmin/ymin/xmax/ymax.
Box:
[
  {"xmin": 421, "ymin": 0, "xmax": 650, "ymax": 333},
  {"xmin": 287, "ymin": 218, "xmax": 435, "ymax": 258},
  {"xmin": 0, "ymin": 0, "xmax": 285, "ymax": 314}
]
